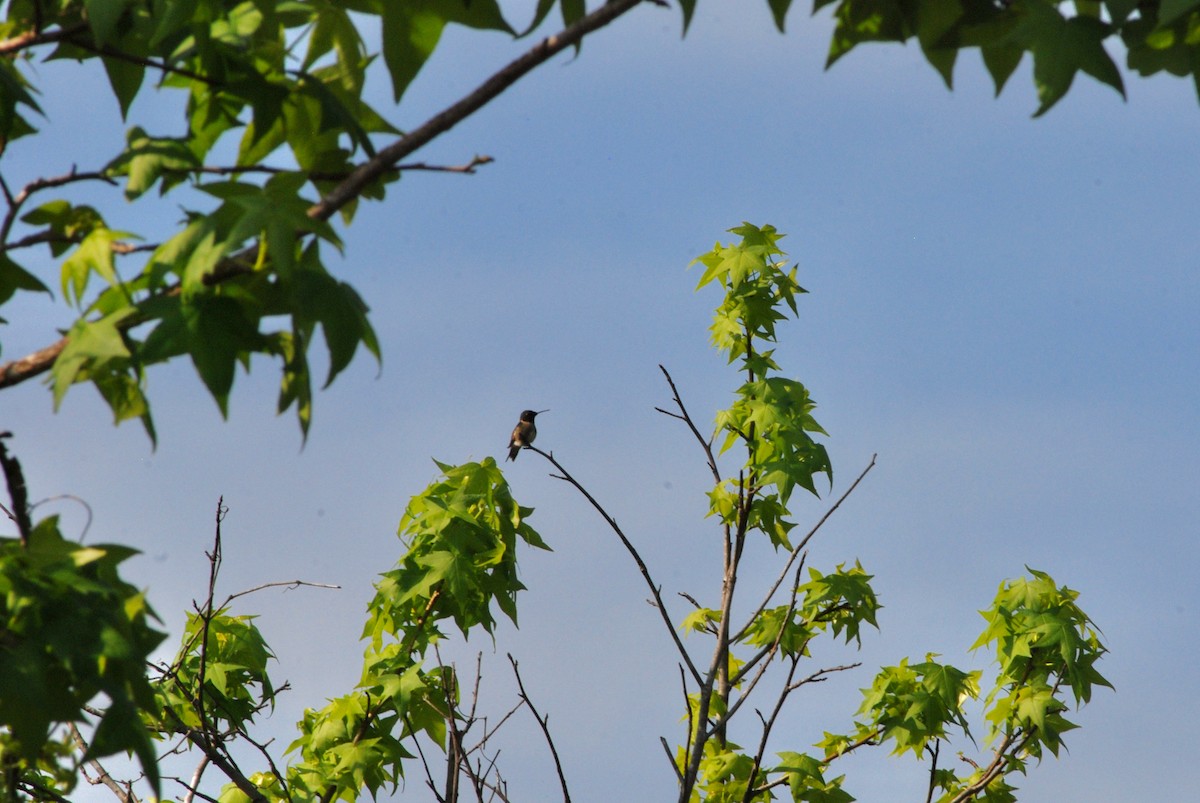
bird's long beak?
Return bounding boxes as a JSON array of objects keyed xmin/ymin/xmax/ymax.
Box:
[{"xmin": 537, "ymin": 409, "xmax": 550, "ymax": 414}]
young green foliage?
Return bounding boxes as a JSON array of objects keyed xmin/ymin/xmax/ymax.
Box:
[
  {"xmin": 819, "ymin": 567, "xmax": 1109, "ymax": 802},
  {"xmin": 671, "ymin": 225, "xmax": 1107, "ymax": 803},
  {"xmin": 0, "ymin": 516, "xmax": 166, "ymax": 797},
  {"xmin": 674, "ymin": 224, "xmax": 852, "ymax": 801},
  {"xmin": 280, "ymin": 458, "xmax": 548, "ymax": 802}
]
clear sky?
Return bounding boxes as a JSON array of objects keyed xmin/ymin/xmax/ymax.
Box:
[{"xmin": 5, "ymin": 3, "xmax": 1199, "ymax": 801}]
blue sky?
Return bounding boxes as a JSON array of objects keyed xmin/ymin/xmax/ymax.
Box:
[{"xmin": 5, "ymin": 3, "xmax": 1199, "ymax": 801}]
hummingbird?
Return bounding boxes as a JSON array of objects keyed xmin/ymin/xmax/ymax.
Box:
[{"xmin": 507, "ymin": 409, "xmax": 547, "ymax": 461}]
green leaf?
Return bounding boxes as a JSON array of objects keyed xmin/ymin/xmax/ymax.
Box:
[
  {"xmin": 84, "ymin": 0, "xmax": 132, "ymax": 47},
  {"xmin": 916, "ymin": 0, "xmax": 964, "ymax": 88},
  {"xmin": 101, "ymin": 55, "xmax": 145, "ymax": 119},
  {"xmin": 0, "ymin": 254, "xmax": 50, "ymax": 306},
  {"xmin": 677, "ymin": 0, "xmax": 698, "ymax": 34},
  {"xmin": 107, "ymin": 127, "xmax": 202, "ymax": 200},
  {"xmin": 1159, "ymin": 0, "xmax": 1200, "ymax": 25},
  {"xmin": 61, "ymin": 228, "xmax": 131, "ymax": 307},
  {"xmin": 181, "ymin": 294, "xmax": 266, "ymax": 414},
  {"xmin": 769, "ymin": 0, "xmax": 795, "ymax": 32},
  {"xmin": 380, "ymin": 0, "xmax": 515, "ymax": 102},
  {"xmin": 982, "ymin": 42, "xmax": 1025, "ymax": 95},
  {"xmin": 51, "ymin": 311, "xmax": 135, "ymax": 409}
]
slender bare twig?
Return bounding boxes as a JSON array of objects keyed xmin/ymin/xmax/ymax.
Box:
[
  {"xmin": 31, "ymin": 493, "xmax": 93, "ymax": 540},
  {"xmin": 654, "ymin": 365, "xmax": 722, "ymax": 484},
  {"xmin": 64, "ymin": 37, "xmax": 219, "ymax": 86},
  {"xmin": 0, "ymin": 168, "xmax": 117, "ymax": 252},
  {"xmin": 221, "ymin": 579, "xmax": 340, "ymax": 606},
  {"xmin": 69, "ymin": 724, "xmax": 136, "ymax": 803},
  {"xmin": 528, "ymin": 444, "xmax": 701, "ymax": 685},
  {"xmin": 660, "ymin": 736, "xmax": 683, "ymax": 782},
  {"xmin": 172, "ymin": 155, "xmax": 495, "ymax": 181},
  {"xmin": 236, "ymin": 729, "xmax": 290, "ymax": 800},
  {"xmin": 508, "ymin": 655, "xmax": 571, "ymax": 803},
  {"xmin": 726, "ymin": 557, "xmax": 808, "ymax": 712},
  {"xmin": 925, "ymin": 739, "xmax": 941, "ymax": 803}
]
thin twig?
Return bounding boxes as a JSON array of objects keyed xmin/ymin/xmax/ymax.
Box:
[
  {"xmin": 182, "ymin": 755, "xmax": 211, "ymax": 803},
  {"xmin": 655, "ymin": 365, "xmax": 722, "ymax": 484},
  {"xmin": 925, "ymin": 739, "xmax": 941, "ymax": 803},
  {"xmin": 508, "ymin": 654, "xmax": 571, "ymax": 803},
  {"xmin": 0, "ymin": 21, "xmax": 89, "ymax": 55},
  {"xmin": 529, "ymin": 444, "xmax": 701, "ymax": 685},
  {"xmin": 69, "ymin": 724, "xmax": 135, "ymax": 803},
  {"xmin": 660, "ymin": 737, "xmax": 683, "ymax": 783},
  {"xmin": 221, "ymin": 579, "xmax": 340, "ymax": 607},
  {"xmin": 31, "ymin": 493, "xmax": 93, "ymax": 541}
]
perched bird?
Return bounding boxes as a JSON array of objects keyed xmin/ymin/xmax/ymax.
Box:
[{"xmin": 507, "ymin": 409, "xmax": 547, "ymax": 461}]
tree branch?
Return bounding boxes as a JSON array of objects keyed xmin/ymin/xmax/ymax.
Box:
[
  {"xmin": 306, "ymin": 0, "xmax": 650, "ymax": 221},
  {"xmin": 508, "ymin": 654, "xmax": 571, "ymax": 803},
  {"xmin": 0, "ymin": 21, "xmax": 89, "ymax": 56},
  {"xmin": 528, "ymin": 444, "xmax": 701, "ymax": 685},
  {"xmin": 69, "ymin": 724, "xmax": 137, "ymax": 803},
  {"xmin": 0, "ymin": 1, "xmax": 653, "ymax": 392}
]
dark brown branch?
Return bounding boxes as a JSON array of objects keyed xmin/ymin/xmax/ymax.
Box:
[
  {"xmin": 0, "ymin": 167, "xmax": 117, "ymax": 253},
  {"xmin": 529, "ymin": 444, "xmax": 702, "ymax": 685},
  {"xmin": 655, "ymin": 364, "xmax": 722, "ymax": 484},
  {"xmin": 508, "ymin": 654, "xmax": 571, "ymax": 803},
  {"xmin": 307, "ymin": 0, "xmax": 649, "ymax": 221},
  {"xmin": 65, "ymin": 37, "xmax": 219, "ymax": 86},
  {"xmin": 926, "ymin": 739, "xmax": 941, "ymax": 803},
  {"xmin": 0, "ymin": 2, "xmax": 651, "ymax": 392}
]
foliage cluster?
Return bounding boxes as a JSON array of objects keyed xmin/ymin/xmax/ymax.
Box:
[
  {"xmin": 0, "ymin": 0, "xmax": 1136, "ymax": 800},
  {"xmin": 0, "ymin": 223, "xmax": 1111, "ymax": 802},
  {"xmin": 651, "ymin": 223, "xmax": 1111, "ymax": 802},
  {"xmin": 0, "ymin": 0, "xmax": 1196, "ymax": 441}
]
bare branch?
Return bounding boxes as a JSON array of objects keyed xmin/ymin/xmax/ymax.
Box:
[
  {"xmin": 69, "ymin": 724, "xmax": 137, "ymax": 803},
  {"xmin": 0, "ymin": 2, "xmax": 652, "ymax": 392},
  {"xmin": 0, "ymin": 339, "xmax": 68, "ymax": 389},
  {"xmin": 221, "ymin": 579, "xmax": 341, "ymax": 607},
  {"xmin": 925, "ymin": 740, "xmax": 941, "ymax": 803},
  {"xmin": 660, "ymin": 737, "xmax": 683, "ymax": 783},
  {"xmin": 31, "ymin": 493, "xmax": 94, "ymax": 541},
  {"xmin": 174, "ymin": 155, "xmax": 495, "ymax": 181},
  {"xmin": 307, "ymin": 0, "xmax": 649, "ymax": 221},
  {"xmin": 183, "ymin": 755, "xmax": 211, "ymax": 803},
  {"xmin": 529, "ymin": 444, "xmax": 701, "ymax": 685},
  {"xmin": 508, "ymin": 654, "xmax": 571, "ymax": 803},
  {"xmin": 656, "ymin": 365, "xmax": 722, "ymax": 484}
]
